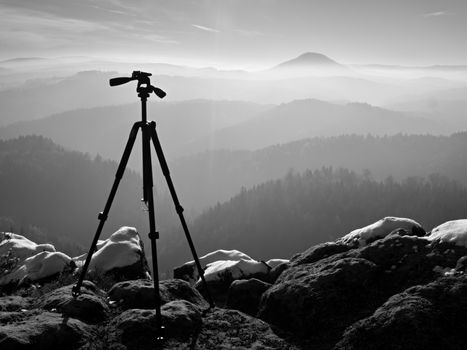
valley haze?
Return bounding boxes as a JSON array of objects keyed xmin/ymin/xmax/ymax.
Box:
[{"xmin": 1, "ymin": 0, "xmax": 467, "ymax": 300}]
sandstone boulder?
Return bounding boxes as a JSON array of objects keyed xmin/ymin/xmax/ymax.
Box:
[
  {"xmin": 35, "ymin": 280, "xmax": 108, "ymax": 324},
  {"xmin": 109, "ymin": 300, "xmax": 202, "ymax": 349},
  {"xmin": 108, "ymin": 278, "xmax": 208, "ymax": 311},
  {"xmin": 0, "ymin": 311, "xmax": 94, "ymax": 350},
  {"xmin": 226, "ymin": 278, "xmax": 271, "ymax": 316},
  {"xmin": 290, "ymin": 241, "xmax": 351, "ymax": 266},
  {"xmin": 259, "ymin": 257, "xmax": 379, "ymax": 341},
  {"xmin": 335, "ymin": 276, "xmax": 467, "ymax": 350},
  {"xmin": 195, "ymin": 308, "xmax": 299, "ymax": 349},
  {"xmin": 0, "ymin": 295, "xmax": 31, "ymax": 312}
]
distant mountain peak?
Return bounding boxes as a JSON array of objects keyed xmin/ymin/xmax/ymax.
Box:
[{"xmin": 276, "ymin": 52, "xmax": 342, "ymax": 68}]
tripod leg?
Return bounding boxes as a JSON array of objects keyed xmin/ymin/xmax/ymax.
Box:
[
  {"xmin": 141, "ymin": 122, "xmax": 164, "ymax": 344},
  {"xmin": 72, "ymin": 122, "xmax": 142, "ymax": 297},
  {"xmin": 149, "ymin": 121, "xmax": 215, "ymax": 308}
]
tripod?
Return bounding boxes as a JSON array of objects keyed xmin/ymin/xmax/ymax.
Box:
[{"xmin": 71, "ymin": 71, "xmax": 214, "ymax": 346}]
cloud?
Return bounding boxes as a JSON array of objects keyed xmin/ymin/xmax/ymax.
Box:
[
  {"xmin": 422, "ymin": 11, "xmax": 450, "ymax": 18},
  {"xmin": 192, "ymin": 24, "xmax": 220, "ymax": 33}
]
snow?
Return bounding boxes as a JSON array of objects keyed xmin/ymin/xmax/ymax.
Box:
[
  {"xmin": 265, "ymin": 259, "xmax": 289, "ymax": 268},
  {"xmin": 0, "ymin": 251, "xmax": 72, "ymax": 286},
  {"xmin": 198, "ymin": 259, "xmax": 270, "ymax": 284},
  {"xmin": 177, "ymin": 249, "xmax": 255, "ymax": 285},
  {"xmin": 0, "ymin": 232, "xmax": 55, "ymax": 261},
  {"xmin": 427, "ymin": 219, "xmax": 467, "ymax": 248},
  {"xmin": 338, "ymin": 217, "xmax": 423, "ymax": 247},
  {"xmin": 0, "ymin": 227, "xmax": 146, "ymax": 286},
  {"xmin": 73, "ymin": 226, "xmax": 143, "ymax": 274},
  {"xmin": 190, "ymin": 249, "xmax": 254, "ymax": 266}
]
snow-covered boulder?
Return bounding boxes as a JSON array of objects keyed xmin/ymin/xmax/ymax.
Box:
[
  {"xmin": 337, "ymin": 217, "xmax": 425, "ymax": 247},
  {"xmin": 426, "ymin": 219, "xmax": 467, "ymax": 247},
  {"xmin": 74, "ymin": 226, "xmax": 150, "ymax": 281},
  {"xmin": 174, "ymin": 249, "xmax": 254, "ymax": 284},
  {"xmin": 200, "ymin": 259, "xmax": 270, "ymax": 285},
  {"xmin": 0, "ymin": 232, "xmax": 55, "ymax": 261},
  {"xmin": 194, "ymin": 259, "xmax": 271, "ymax": 303},
  {"xmin": 0, "ymin": 251, "xmax": 74, "ymax": 286}
]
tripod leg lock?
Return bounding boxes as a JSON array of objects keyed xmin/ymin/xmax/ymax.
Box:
[
  {"xmin": 175, "ymin": 205, "xmax": 184, "ymax": 214},
  {"xmin": 148, "ymin": 231, "xmax": 160, "ymax": 240},
  {"xmin": 97, "ymin": 212, "xmax": 108, "ymax": 221}
]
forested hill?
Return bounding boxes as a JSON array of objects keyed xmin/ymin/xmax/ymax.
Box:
[
  {"xmin": 170, "ymin": 132, "xmax": 467, "ymax": 210},
  {"xmin": 172, "ymin": 167, "xmax": 467, "ymax": 267},
  {"xmin": 0, "ymin": 135, "xmax": 164, "ymax": 255}
]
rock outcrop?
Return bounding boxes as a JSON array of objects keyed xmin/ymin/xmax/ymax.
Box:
[
  {"xmin": 2, "ymin": 217, "xmax": 467, "ymax": 349},
  {"xmin": 335, "ymin": 276, "xmax": 467, "ymax": 350},
  {"xmin": 259, "ymin": 218, "xmax": 467, "ymax": 348},
  {"xmin": 0, "ymin": 311, "xmax": 94, "ymax": 349}
]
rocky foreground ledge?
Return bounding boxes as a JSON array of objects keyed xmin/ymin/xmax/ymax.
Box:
[{"xmin": 1, "ymin": 217, "xmax": 467, "ymax": 349}]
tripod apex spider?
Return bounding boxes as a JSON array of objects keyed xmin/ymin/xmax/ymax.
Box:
[{"xmin": 71, "ymin": 71, "xmax": 214, "ymax": 347}]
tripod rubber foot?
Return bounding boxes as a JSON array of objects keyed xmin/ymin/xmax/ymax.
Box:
[
  {"xmin": 155, "ymin": 325, "xmax": 165, "ymax": 347},
  {"xmin": 71, "ymin": 285, "xmax": 81, "ymax": 298}
]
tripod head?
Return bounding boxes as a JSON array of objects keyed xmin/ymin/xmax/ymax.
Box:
[{"xmin": 110, "ymin": 71, "xmax": 166, "ymax": 99}]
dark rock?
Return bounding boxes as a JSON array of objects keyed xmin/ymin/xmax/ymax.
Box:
[
  {"xmin": 195, "ymin": 308, "xmax": 299, "ymax": 349},
  {"xmin": 335, "ymin": 276, "xmax": 467, "ymax": 350},
  {"xmin": 268, "ymin": 262, "xmax": 290, "ymax": 283},
  {"xmin": 455, "ymin": 255, "xmax": 467, "ymax": 272},
  {"xmin": 226, "ymin": 278, "xmax": 271, "ymax": 316},
  {"xmin": 0, "ymin": 311, "xmax": 94, "ymax": 350},
  {"xmin": 0, "ymin": 310, "xmax": 32, "ymax": 325},
  {"xmin": 109, "ymin": 300, "xmax": 202, "ymax": 349},
  {"xmin": 349, "ymin": 235, "xmax": 435, "ymax": 291},
  {"xmin": 108, "ymin": 278, "xmax": 208, "ymax": 311},
  {"xmin": 259, "ymin": 257, "xmax": 379, "ymax": 340},
  {"xmin": 0, "ymin": 295, "xmax": 31, "ymax": 312},
  {"xmin": 173, "ymin": 263, "xmax": 195, "ymax": 283},
  {"xmin": 103, "ymin": 257, "xmax": 150, "ymax": 283},
  {"xmin": 348, "ymin": 234, "xmax": 467, "ymax": 294},
  {"xmin": 290, "ymin": 241, "xmax": 352, "ymax": 266},
  {"xmin": 35, "ymin": 280, "xmax": 109, "ymax": 324}
]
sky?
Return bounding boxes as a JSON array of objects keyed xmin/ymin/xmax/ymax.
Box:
[{"xmin": 1, "ymin": 0, "xmax": 467, "ymax": 69}]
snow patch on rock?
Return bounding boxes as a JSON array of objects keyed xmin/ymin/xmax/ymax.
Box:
[
  {"xmin": 338, "ymin": 217, "xmax": 423, "ymax": 247},
  {"xmin": 200, "ymin": 259, "xmax": 270, "ymax": 285},
  {"xmin": 427, "ymin": 219, "xmax": 467, "ymax": 248},
  {"xmin": 0, "ymin": 232, "xmax": 55, "ymax": 261},
  {"xmin": 0, "ymin": 251, "xmax": 73, "ymax": 286},
  {"xmin": 174, "ymin": 249, "xmax": 254, "ymax": 284},
  {"xmin": 74, "ymin": 226, "xmax": 144, "ymax": 274},
  {"xmin": 265, "ymin": 259, "xmax": 289, "ymax": 268}
]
